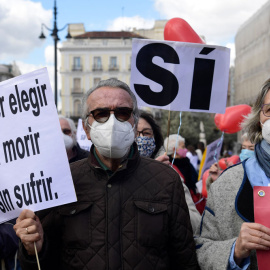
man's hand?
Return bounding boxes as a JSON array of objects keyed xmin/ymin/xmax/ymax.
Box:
[
  {"xmin": 208, "ymin": 163, "xmax": 220, "ymax": 182},
  {"xmin": 13, "ymin": 209, "xmax": 44, "ymax": 255},
  {"xmin": 234, "ymin": 223, "xmax": 270, "ymax": 265},
  {"xmin": 156, "ymin": 153, "xmax": 170, "ymax": 165}
]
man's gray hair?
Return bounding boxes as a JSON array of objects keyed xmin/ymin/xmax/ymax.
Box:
[
  {"xmin": 164, "ymin": 134, "xmax": 185, "ymax": 156},
  {"xmin": 242, "ymin": 78, "xmax": 270, "ymax": 144},
  {"xmin": 59, "ymin": 115, "xmax": 77, "ymax": 141},
  {"xmin": 82, "ymin": 78, "xmax": 139, "ymax": 128}
]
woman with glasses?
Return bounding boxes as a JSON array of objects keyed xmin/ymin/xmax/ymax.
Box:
[
  {"xmin": 136, "ymin": 111, "xmax": 201, "ymax": 233},
  {"xmin": 135, "ymin": 111, "xmax": 169, "ymax": 164},
  {"xmin": 195, "ymin": 79, "xmax": 270, "ymax": 270}
]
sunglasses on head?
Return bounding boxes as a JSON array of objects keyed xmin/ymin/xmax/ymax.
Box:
[{"xmin": 87, "ymin": 107, "xmax": 133, "ymax": 123}]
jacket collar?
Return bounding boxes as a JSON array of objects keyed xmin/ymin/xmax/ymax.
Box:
[
  {"xmin": 235, "ymin": 159, "xmax": 254, "ymax": 222},
  {"xmin": 87, "ymin": 142, "xmax": 141, "ymax": 175}
]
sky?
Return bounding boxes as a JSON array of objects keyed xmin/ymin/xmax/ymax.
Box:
[{"xmin": 0, "ymin": 0, "xmax": 269, "ymax": 92}]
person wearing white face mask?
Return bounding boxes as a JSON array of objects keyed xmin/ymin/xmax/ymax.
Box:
[
  {"xmin": 58, "ymin": 115, "xmax": 89, "ymax": 163},
  {"xmin": 15, "ymin": 78, "xmax": 199, "ymax": 270},
  {"xmin": 195, "ymin": 78, "xmax": 270, "ymax": 270}
]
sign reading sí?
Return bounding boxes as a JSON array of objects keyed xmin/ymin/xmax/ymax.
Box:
[{"xmin": 130, "ymin": 39, "xmax": 230, "ymax": 114}]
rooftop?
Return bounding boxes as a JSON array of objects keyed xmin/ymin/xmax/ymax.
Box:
[{"xmin": 74, "ymin": 31, "xmax": 146, "ymax": 39}]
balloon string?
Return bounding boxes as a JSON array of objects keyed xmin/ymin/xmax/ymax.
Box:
[
  {"xmin": 166, "ymin": 111, "xmax": 171, "ymax": 153},
  {"xmin": 213, "ymin": 132, "xmax": 224, "ymax": 163},
  {"xmin": 171, "ymin": 112, "xmax": 182, "ymax": 166},
  {"xmin": 34, "ymin": 242, "xmax": 41, "ymax": 270}
]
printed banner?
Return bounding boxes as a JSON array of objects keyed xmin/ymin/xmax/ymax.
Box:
[
  {"xmin": 0, "ymin": 68, "xmax": 77, "ymax": 223},
  {"xmin": 200, "ymin": 138, "xmax": 223, "ymax": 178},
  {"xmin": 130, "ymin": 39, "xmax": 230, "ymax": 114},
  {"xmin": 254, "ymin": 186, "xmax": 270, "ymax": 270}
]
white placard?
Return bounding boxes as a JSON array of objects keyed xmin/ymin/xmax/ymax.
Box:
[
  {"xmin": 76, "ymin": 118, "xmax": 92, "ymax": 151},
  {"xmin": 0, "ymin": 68, "xmax": 77, "ymax": 224},
  {"xmin": 130, "ymin": 39, "xmax": 230, "ymax": 114}
]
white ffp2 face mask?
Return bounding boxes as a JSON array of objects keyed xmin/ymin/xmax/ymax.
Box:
[
  {"xmin": 63, "ymin": 134, "xmax": 74, "ymax": 150},
  {"xmin": 261, "ymin": 119, "xmax": 270, "ymax": 144},
  {"xmin": 88, "ymin": 114, "xmax": 135, "ymax": 158}
]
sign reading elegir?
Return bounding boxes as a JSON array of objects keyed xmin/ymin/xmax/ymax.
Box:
[
  {"xmin": 0, "ymin": 68, "xmax": 77, "ymax": 224},
  {"xmin": 130, "ymin": 39, "xmax": 230, "ymax": 114}
]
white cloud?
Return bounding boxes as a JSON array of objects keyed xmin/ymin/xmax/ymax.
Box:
[
  {"xmin": 16, "ymin": 61, "xmax": 55, "ymax": 90},
  {"xmin": 154, "ymin": 0, "xmax": 268, "ymax": 46},
  {"xmin": 0, "ymin": 0, "xmax": 51, "ymax": 61},
  {"xmin": 107, "ymin": 16, "xmax": 155, "ymax": 31}
]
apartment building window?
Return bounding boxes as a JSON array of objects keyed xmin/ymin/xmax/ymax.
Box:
[
  {"xmin": 93, "ymin": 57, "xmax": 102, "ymax": 71},
  {"xmin": 109, "ymin": 57, "xmax": 118, "ymax": 71},
  {"xmin": 74, "ymin": 100, "xmax": 81, "ymax": 117},
  {"xmin": 93, "ymin": 77, "xmax": 101, "ymax": 86},
  {"xmin": 73, "ymin": 57, "xmax": 82, "ymax": 71},
  {"xmin": 73, "ymin": 78, "xmax": 81, "ymax": 93}
]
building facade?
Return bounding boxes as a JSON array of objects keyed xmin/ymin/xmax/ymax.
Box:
[
  {"xmin": 0, "ymin": 62, "xmax": 21, "ymax": 82},
  {"xmin": 234, "ymin": 0, "xmax": 270, "ymax": 105},
  {"xmin": 59, "ymin": 20, "xmax": 167, "ymax": 119}
]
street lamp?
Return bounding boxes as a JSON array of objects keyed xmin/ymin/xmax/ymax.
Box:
[{"xmin": 39, "ymin": 0, "xmax": 71, "ymax": 110}]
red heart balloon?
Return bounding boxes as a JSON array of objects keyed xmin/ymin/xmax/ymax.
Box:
[
  {"xmin": 201, "ymin": 169, "xmax": 210, "ymax": 198},
  {"xmin": 214, "ymin": 105, "xmax": 252, "ymax": 134},
  {"xmin": 218, "ymin": 155, "xmax": 240, "ymax": 170},
  {"xmin": 164, "ymin": 18, "xmax": 205, "ymax": 44}
]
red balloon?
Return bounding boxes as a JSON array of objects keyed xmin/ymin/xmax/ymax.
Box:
[
  {"xmin": 164, "ymin": 18, "xmax": 205, "ymax": 43},
  {"xmin": 218, "ymin": 155, "xmax": 240, "ymax": 170},
  {"xmin": 214, "ymin": 105, "xmax": 252, "ymax": 134},
  {"xmin": 201, "ymin": 169, "xmax": 210, "ymax": 198}
]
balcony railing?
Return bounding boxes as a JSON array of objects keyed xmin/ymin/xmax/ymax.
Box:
[
  {"xmin": 109, "ymin": 64, "xmax": 119, "ymax": 71},
  {"xmin": 92, "ymin": 64, "xmax": 103, "ymax": 71},
  {"xmin": 71, "ymin": 88, "xmax": 84, "ymax": 95},
  {"xmin": 72, "ymin": 65, "xmax": 83, "ymax": 71}
]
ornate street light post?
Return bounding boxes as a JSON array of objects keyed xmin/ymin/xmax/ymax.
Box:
[{"xmin": 39, "ymin": 0, "xmax": 71, "ymax": 110}]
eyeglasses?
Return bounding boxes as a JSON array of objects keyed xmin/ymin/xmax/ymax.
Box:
[
  {"xmin": 261, "ymin": 103, "xmax": 270, "ymax": 117},
  {"xmin": 87, "ymin": 107, "xmax": 133, "ymax": 123},
  {"xmin": 62, "ymin": 128, "xmax": 71, "ymax": 135},
  {"xmin": 137, "ymin": 128, "xmax": 153, "ymax": 138}
]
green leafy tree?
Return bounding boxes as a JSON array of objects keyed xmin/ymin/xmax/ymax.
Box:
[{"xmin": 157, "ymin": 110, "xmax": 236, "ymax": 151}]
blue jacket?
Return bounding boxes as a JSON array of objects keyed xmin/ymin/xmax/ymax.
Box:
[{"xmin": 0, "ymin": 219, "xmax": 19, "ymax": 270}]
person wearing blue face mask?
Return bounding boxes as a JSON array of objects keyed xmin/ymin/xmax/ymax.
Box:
[
  {"xmin": 136, "ymin": 112, "xmax": 201, "ymax": 233},
  {"xmin": 136, "ymin": 111, "xmax": 170, "ymax": 164},
  {"xmin": 239, "ymin": 133, "xmax": 255, "ymax": 161}
]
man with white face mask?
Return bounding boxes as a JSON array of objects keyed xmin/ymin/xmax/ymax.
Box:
[
  {"xmin": 15, "ymin": 78, "xmax": 199, "ymax": 270},
  {"xmin": 58, "ymin": 115, "xmax": 89, "ymax": 163}
]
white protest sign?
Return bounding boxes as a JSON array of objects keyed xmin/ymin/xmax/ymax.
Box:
[
  {"xmin": 0, "ymin": 68, "xmax": 77, "ymax": 224},
  {"xmin": 200, "ymin": 137, "xmax": 223, "ymax": 177},
  {"xmin": 76, "ymin": 118, "xmax": 92, "ymax": 151},
  {"xmin": 130, "ymin": 39, "xmax": 230, "ymax": 114}
]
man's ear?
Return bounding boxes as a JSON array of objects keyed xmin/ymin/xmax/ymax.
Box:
[{"xmin": 82, "ymin": 121, "xmax": 91, "ymax": 140}]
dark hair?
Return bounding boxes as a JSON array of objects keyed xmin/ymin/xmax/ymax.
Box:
[
  {"xmin": 139, "ymin": 111, "xmax": 164, "ymax": 158},
  {"xmin": 197, "ymin": 141, "xmax": 205, "ymax": 153},
  {"xmin": 187, "ymin": 145, "xmax": 197, "ymax": 156}
]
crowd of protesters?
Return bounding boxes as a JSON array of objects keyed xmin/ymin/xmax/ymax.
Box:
[{"xmin": 1, "ymin": 76, "xmax": 269, "ymax": 270}]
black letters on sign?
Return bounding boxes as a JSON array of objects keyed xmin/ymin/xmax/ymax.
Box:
[
  {"xmin": 190, "ymin": 47, "xmax": 216, "ymax": 110},
  {"xmin": 134, "ymin": 43, "xmax": 179, "ymax": 106}
]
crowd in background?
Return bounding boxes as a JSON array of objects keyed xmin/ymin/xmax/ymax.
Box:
[{"xmin": 2, "ymin": 76, "xmax": 270, "ymax": 270}]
